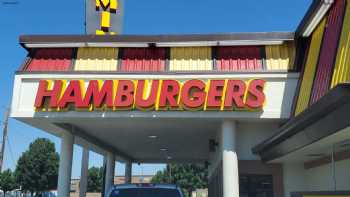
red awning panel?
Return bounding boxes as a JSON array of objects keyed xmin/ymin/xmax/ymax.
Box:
[
  {"xmin": 215, "ymin": 46, "xmax": 263, "ymax": 71},
  {"xmin": 25, "ymin": 48, "xmax": 74, "ymax": 71},
  {"xmin": 120, "ymin": 48, "xmax": 167, "ymax": 72}
]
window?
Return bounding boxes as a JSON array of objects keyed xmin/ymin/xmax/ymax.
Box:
[{"xmin": 239, "ymin": 175, "xmax": 273, "ymax": 197}]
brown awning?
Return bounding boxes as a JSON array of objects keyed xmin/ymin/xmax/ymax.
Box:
[{"xmin": 252, "ymin": 83, "xmax": 350, "ymax": 162}]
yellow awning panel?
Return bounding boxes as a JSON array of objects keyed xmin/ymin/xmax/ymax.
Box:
[
  {"xmin": 294, "ymin": 18, "xmax": 326, "ymax": 115},
  {"xmin": 169, "ymin": 47, "xmax": 213, "ymax": 71},
  {"xmin": 265, "ymin": 42, "xmax": 296, "ymax": 70},
  {"xmin": 331, "ymin": 1, "xmax": 350, "ymax": 88},
  {"xmin": 74, "ymin": 47, "xmax": 119, "ymax": 71}
]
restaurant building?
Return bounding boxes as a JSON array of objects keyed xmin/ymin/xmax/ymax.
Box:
[{"xmin": 10, "ymin": 0, "xmax": 350, "ymax": 197}]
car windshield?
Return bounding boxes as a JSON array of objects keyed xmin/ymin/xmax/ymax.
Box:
[{"xmin": 109, "ymin": 188, "xmax": 181, "ymax": 197}]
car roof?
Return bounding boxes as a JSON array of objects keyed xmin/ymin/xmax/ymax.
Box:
[{"xmin": 112, "ymin": 184, "xmax": 179, "ymax": 190}]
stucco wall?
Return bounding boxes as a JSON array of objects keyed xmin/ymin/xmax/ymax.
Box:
[
  {"xmin": 236, "ymin": 122, "xmax": 279, "ymax": 160},
  {"xmin": 283, "ymin": 159, "xmax": 350, "ymax": 197},
  {"xmin": 304, "ymin": 159, "xmax": 350, "ymax": 191},
  {"xmin": 208, "ymin": 122, "xmax": 279, "ymax": 177},
  {"xmin": 283, "ymin": 163, "xmax": 307, "ymax": 197}
]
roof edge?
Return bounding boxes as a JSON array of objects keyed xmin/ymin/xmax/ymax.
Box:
[
  {"xmin": 19, "ymin": 32, "xmax": 295, "ymax": 49},
  {"xmin": 296, "ymin": 0, "xmax": 334, "ymax": 38}
]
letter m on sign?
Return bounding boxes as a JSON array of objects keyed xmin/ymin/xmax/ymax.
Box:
[
  {"xmin": 86, "ymin": 0, "xmax": 123, "ymax": 35},
  {"xmin": 94, "ymin": 0, "xmax": 118, "ymax": 35},
  {"xmin": 96, "ymin": 0, "xmax": 117, "ymax": 12}
]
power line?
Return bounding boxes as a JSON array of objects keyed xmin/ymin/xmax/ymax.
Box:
[{"xmin": 1, "ymin": 1, "xmax": 19, "ymax": 5}]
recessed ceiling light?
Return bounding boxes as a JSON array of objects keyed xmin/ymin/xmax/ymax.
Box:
[
  {"xmin": 160, "ymin": 148, "xmax": 168, "ymax": 152},
  {"xmin": 148, "ymin": 135, "xmax": 158, "ymax": 139}
]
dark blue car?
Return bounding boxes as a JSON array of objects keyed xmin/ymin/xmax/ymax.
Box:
[{"xmin": 107, "ymin": 184, "xmax": 185, "ymax": 197}]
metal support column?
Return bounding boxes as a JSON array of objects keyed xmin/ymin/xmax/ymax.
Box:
[
  {"xmin": 221, "ymin": 121, "xmax": 239, "ymax": 197},
  {"xmin": 104, "ymin": 152, "xmax": 116, "ymax": 195},
  {"xmin": 125, "ymin": 161, "xmax": 132, "ymax": 184},
  {"xmin": 80, "ymin": 148, "xmax": 89, "ymax": 197}
]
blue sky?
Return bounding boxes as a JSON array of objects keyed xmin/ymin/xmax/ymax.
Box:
[{"xmin": 0, "ymin": 0, "xmax": 311, "ymax": 178}]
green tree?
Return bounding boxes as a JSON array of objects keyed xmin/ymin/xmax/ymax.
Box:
[
  {"xmin": 15, "ymin": 138, "xmax": 59, "ymax": 196},
  {"xmin": 151, "ymin": 164, "xmax": 208, "ymax": 197},
  {"xmin": 87, "ymin": 167, "xmax": 104, "ymax": 192},
  {"xmin": 0, "ymin": 169, "xmax": 17, "ymax": 197}
]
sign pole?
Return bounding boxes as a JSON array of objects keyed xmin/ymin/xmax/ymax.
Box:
[{"xmin": 0, "ymin": 107, "xmax": 10, "ymax": 172}]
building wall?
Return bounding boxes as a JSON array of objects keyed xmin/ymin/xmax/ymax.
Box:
[
  {"xmin": 283, "ymin": 163, "xmax": 307, "ymax": 197},
  {"xmin": 283, "ymin": 159, "xmax": 350, "ymax": 197},
  {"xmin": 210, "ymin": 158, "xmax": 350, "ymax": 197},
  {"xmin": 208, "ymin": 122, "xmax": 280, "ymax": 197},
  {"xmin": 304, "ymin": 159, "xmax": 350, "ymax": 191},
  {"xmin": 208, "ymin": 122, "xmax": 280, "ymax": 177},
  {"xmin": 236, "ymin": 123, "xmax": 279, "ymax": 160}
]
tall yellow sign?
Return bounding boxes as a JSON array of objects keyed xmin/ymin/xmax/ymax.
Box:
[{"xmin": 95, "ymin": 0, "xmax": 118, "ymax": 35}]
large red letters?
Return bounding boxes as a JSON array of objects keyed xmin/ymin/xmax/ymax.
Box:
[
  {"xmin": 58, "ymin": 80, "xmax": 83, "ymax": 108},
  {"xmin": 224, "ymin": 80, "xmax": 246, "ymax": 110},
  {"xmin": 35, "ymin": 79, "xmax": 266, "ymax": 111},
  {"xmin": 158, "ymin": 80, "xmax": 180, "ymax": 109},
  {"xmin": 181, "ymin": 79, "xmax": 206, "ymax": 110},
  {"xmin": 114, "ymin": 80, "xmax": 135, "ymax": 109},
  {"xmin": 78, "ymin": 80, "xmax": 114, "ymax": 108},
  {"xmin": 206, "ymin": 80, "xmax": 225, "ymax": 110},
  {"xmin": 245, "ymin": 79, "xmax": 266, "ymax": 108},
  {"xmin": 35, "ymin": 80, "xmax": 63, "ymax": 108},
  {"xmin": 135, "ymin": 80, "xmax": 159, "ymax": 109}
]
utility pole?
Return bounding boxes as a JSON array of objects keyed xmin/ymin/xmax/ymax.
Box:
[{"xmin": 0, "ymin": 107, "xmax": 10, "ymax": 172}]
